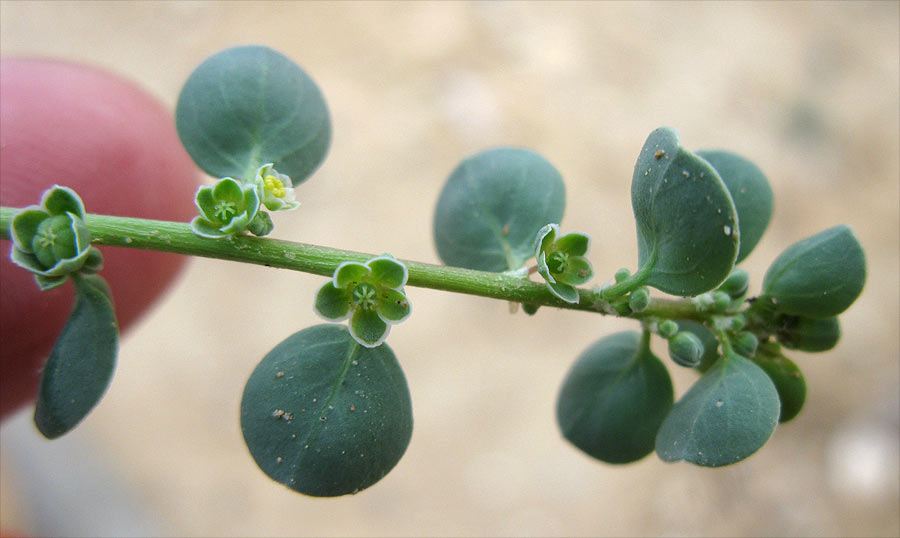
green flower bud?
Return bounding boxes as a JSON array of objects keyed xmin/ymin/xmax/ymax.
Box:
[
  {"xmin": 668, "ymin": 331, "xmax": 704, "ymax": 367},
  {"xmin": 628, "ymin": 287, "xmax": 650, "ymax": 313},
  {"xmin": 9, "ymin": 185, "xmax": 100, "ymax": 290},
  {"xmin": 732, "ymin": 331, "xmax": 759, "ymax": 357},
  {"xmin": 247, "ymin": 211, "xmax": 274, "ymax": 237},
  {"xmin": 718, "ymin": 268, "xmax": 750, "ymax": 298},
  {"xmin": 728, "ymin": 314, "xmax": 746, "ymax": 331},
  {"xmin": 712, "ymin": 291, "xmax": 732, "ymax": 311},
  {"xmin": 534, "ymin": 224, "xmax": 594, "ymax": 304},
  {"xmin": 614, "ymin": 268, "xmax": 631, "ymax": 283},
  {"xmin": 658, "ymin": 320, "xmax": 679, "ymax": 339},
  {"xmin": 776, "ymin": 315, "xmax": 840, "ymax": 352}
]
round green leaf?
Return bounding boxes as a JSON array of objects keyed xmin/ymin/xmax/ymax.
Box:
[
  {"xmin": 557, "ymin": 331, "xmax": 674, "ymax": 464},
  {"xmin": 176, "ymin": 46, "xmax": 331, "ymax": 184},
  {"xmin": 696, "ymin": 150, "xmax": 773, "ymax": 263},
  {"xmin": 762, "ymin": 225, "xmax": 865, "ymax": 318},
  {"xmin": 631, "ymin": 128, "xmax": 739, "ymax": 296},
  {"xmin": 34, "ymin": 274, "xmax": 119, "ymax": 438},
  {"xmin": 433, "ymin": 147, "xmax": 566, "ymax": 271},
  {"xmin": 655, "ymin": 353, "xmax": 779, "ymax": 467},
  {"xmin": 240, "ymin": 325, "xmax": 413, "ymax": 497},
  {"xmin": 752, "ymin": 343, "xmax": 806, "ymax": 423}
]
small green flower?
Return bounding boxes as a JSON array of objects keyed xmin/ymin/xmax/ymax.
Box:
[
  {"xmin": 191, "ymin": 177, "xmax": 263, "ymax": 238},
  {"xmin": 315, "ymin": 255, "xmax": 412, "ymax": 348},
  {"xmin": 252, "ymin": 163, "xmax": 300, "ymax": 212},
  {"xmin": 9, "ymin": 185, "xmax": 103, "ymax": 290},
  {"xmin": 534, "ymin": 223, "xmax": 594, "ymax": 304}
]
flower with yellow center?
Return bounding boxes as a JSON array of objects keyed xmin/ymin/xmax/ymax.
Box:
[{"xmin": 253, "ymin": 163, "xmax": 299, "ymax": 211}]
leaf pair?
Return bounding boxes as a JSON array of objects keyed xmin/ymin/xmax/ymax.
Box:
[
  {"xmin": 630, "ymin": 128, "xmax": 773, "ymax": 296},
  {"xmin": 558, "ymin": 331, "xmax": 780, "ymax": 467}
]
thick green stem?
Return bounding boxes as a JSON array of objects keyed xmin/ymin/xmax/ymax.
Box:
[{"xmin": 0, "ymin": 207, "xmax": 704, "ymax": 321}]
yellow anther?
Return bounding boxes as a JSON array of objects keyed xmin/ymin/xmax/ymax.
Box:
[{"xmin": 263, "ymin": 175, "xmax": 286, "ymax": 198}]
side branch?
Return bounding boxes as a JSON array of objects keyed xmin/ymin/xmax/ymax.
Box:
[{"xmin": 0, "ymin": 207, "xmax": 703, "ymax": 320}]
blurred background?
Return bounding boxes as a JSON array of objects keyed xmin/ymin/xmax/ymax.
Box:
[{"xmin": 1, "ymin": 1, "xmax": 898, "ymax": 536}]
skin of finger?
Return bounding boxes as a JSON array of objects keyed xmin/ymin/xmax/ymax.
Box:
[{"xmin": 0, "ymin": 58, "xmax": 199, "ymax": 418}]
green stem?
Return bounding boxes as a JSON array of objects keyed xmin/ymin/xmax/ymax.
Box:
[{"xmin": 0, "ymin": 207, "xmax": 704, "ymax": 321}]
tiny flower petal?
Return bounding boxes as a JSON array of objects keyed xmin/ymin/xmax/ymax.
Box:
[
  {"xmin": 350, "ymin": 308, "xmax": 389, "ymax": 348},
  {"xmin": 42, "ymin": 247, "xmax": 94, "ymax": 277},
  {"xmin": 368, "ymin": 255, "xmax": 408, "ymax": 289},
  {"xmin": 41, "ymin": 185, "xmax": 85, "ymax": 219},
  {"xmin": 34, "ymin": 274, "xmax": 68, "ymax": 291},
  {"xmin": 212, "ymin": 177, "xmax": 245, "ymax": 204},
  {"xmin": 555, "ymin": 231, "xmax": 591, "ymax": 257},
  {"xmin": 334, "ymin": 262, "xmax": 371, "ymax": 288},
  {"xmin": 376, "ymin": 288, "xmax": 411, "ymax": 322},
  {"xmin": 547, "ymin": 280, "xmax": 579, "ymax": 304},
  {"xmin": 537, "ymin": 251, "xmax": 557, "ymax": 284},
  {"xmin": 190, "ymin": 217, "xmax": 230, "ymax": 238},
  {"xmin": 534, "ymin": 223, "xmax": 558, "ymax": 257},
  {"xmin": 10, "ymin": 207, "xmax": 50, "ymax": 252},
  {"xmin": 10, "ymin": 246, "xmax": 47, "ymax": 274},
  {"xmin": 194, "ymin": 185, "xmax": 218, "ymax": 221},
  {"xmin": 556, "ymin": 256, "xmax": 593, "ymax": 286},
  {"xmin": 315, "ymin": 282, "xmax": 353, "ymax": 320}
]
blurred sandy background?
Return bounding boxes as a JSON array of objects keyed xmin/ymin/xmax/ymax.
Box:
[{"xmin": 1, "ymin": 2, "xmax": 898, "ymax": 536}]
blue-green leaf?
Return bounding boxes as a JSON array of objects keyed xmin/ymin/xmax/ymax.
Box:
[
  {"xmin": 433, "ymin": 148, "xmax": 566, "ymax": 271},
  {"xmin": 655, "ymin": 353, "xmax": 779, "ymax": 467},
  {"xmin": 761, "ymin": 225, "xmax": 865, "ymax": 318},
  {"xmin": 34, "ymin": 274, "xmax": 119, "ymax": 438},
  {"xmin": 240, "ymin": 325, "xmax": 413, "ymax": 497},
  {"xmin": 176, "ymin": 46, "xmax": 331, "ymax": 184},
  {"xmin": 752, "ymin": 343, "xmax": 806, "ymax": 423},
  {"xmin": 696, "ymin": 150, "xmax": 773, "ymax": 263},
  {"xmin": 631, "ymin": 128, "xmax": 739, "ymax": 296},
  {"xmin": 557, "ymin": 331, "xmax": 674, "ymax": 464}
]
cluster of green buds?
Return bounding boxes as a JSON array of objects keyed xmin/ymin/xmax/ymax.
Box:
[
  {"xmin": 314, "ymin": 255, "xmax": 412, "ymax": 348},
  {"xmin": 9, "ymin": 185, "xmax": 103, "ymax": 290},
  {"xmin": 533, "ymin": 223, "xmax": 594, "ymax": 304},
  {"xmin": 190, "ymin": 163, "xmax": 298, "ymax": 239}
]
